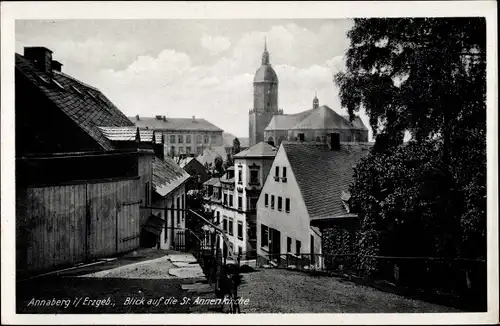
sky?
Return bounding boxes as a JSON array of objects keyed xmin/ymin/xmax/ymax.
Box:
[{"xmin": 15, "ymin": 19, "xmax": 372, "ymax": 139}]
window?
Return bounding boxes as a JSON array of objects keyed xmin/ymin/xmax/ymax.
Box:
[
  {"xmin": 223, "ymin": 194, "xmax": 228, "ymax": 206},
  {"xmin": 216, "ymin": 211, "xmax": 220, "ymax": 225},
  {"xmin": 178, "ymin": 135, "xmax": 184, "ymax": 143},
  {"xmin": 229, "ymin": 194, "xmax": 233, "ymax": 207},
  {"xmin": 298, "ymin": 133, "xmax": 305, "ymax": 141},
  {"xmin": 287, "ymin": 237, "xmax": 292, "ymax": 253},
  {"xmin": 197, "ymin": 146, "xmax": 203, "ymax": 155},
  {"xmin": 223, "ymin": 217, "xmax": 228, "ymax": 232},
  {"xmin": 238, "ymin": 246, "xmax": 243, "ymax": 256},
  {"xmin": 282, "ymin": 167, "xmax": 287, "ymax": 182},
  {"xmin": 261, "ymin": 224, "xmax": 269, "ymax": 248},
  {"xmin": 264, "ymin": 194, "xmax": 269, "ymax": 207},
  {"xmin": 278, "ymin": 196, "xmax": 282, "ymax": 211},
  {"xmin": 170, "ymin": 146, "xmax": 175, "ymax": 156},
  {"xmin": 238, "ymin": 169, "xmax": 242, "ymax": 184},
  {"xmin": 238, "ymin": 196, "xmax": 243, "ymax": 210},
  {"xmin": 250, "ymin": 169, "xmax": 259, "ymax": 184},
  {"xmin": 271, "ymin": 195, "xmax": 275, "ymax": 209},
  {"xmin": 315, "ymin": 136, "xmax": 321, "ymax": 142},
  {"xmin": 237, "ymin": 221, "xmax": 243, "ymax": 240},
  {"xmin": 275, "ymin": 166, "xmax": 280, "ymax": 178},
  {"xmin": 211, "ymin": 134, "xmax": 217, "ymax": 143},
  {"xmin": 176, "ymin": 197, "xmax": 180, "ymax": 225},
  {"xmin": 178, "ymin": 146, "xmax": 184, "ymax": 154},
  {"xmin": 229, "ymin": 218, "xmax": 234, "ymax": 236},
  {"xmin": 296, "ymin": 240, "xmax": 301, "ymax": 255},
  {"xmin": 196, "ymin": 135, "xmax": 202, "ymax": 144},
  {"xmin": 186, "ymin": 146, "xmax": 191, "ymax": 155},
  {"xmin": 285, "ymin": 198, "xmax": 290, "ymax": 213},
  {"xmin": 170, "ymin": 135, "xmax": 176, "ymax": 143},
  {"xmin": 204, "ymin": 135, "xmax": 209, "ymax": 144},
  {"xmin": 249, "ymin": 197, "xmax": 257, "ymax": 211},
  {"xmin": 145, "ymin": 182, "xmax": 150, "ymax": 206},
  {"xmin": 186, "ymin": 135, "xmax": 192, "ymax": 143},
  {"xmin": 182, "ymin": 194, "xmax": 185, "ymax": 220}
]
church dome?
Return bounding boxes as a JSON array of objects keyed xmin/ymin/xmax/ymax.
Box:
[{"xmin": 254, "ymin": 65, "xmax": 278, "ymax": 83}]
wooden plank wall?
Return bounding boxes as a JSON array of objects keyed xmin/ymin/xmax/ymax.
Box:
[
  {"xmin": 18, "ymin": 184, "xmax": 87, "ymax": 272},
  {"xmin": 18, "ymin": 178, "xmax": 141, "ymax": 273}
]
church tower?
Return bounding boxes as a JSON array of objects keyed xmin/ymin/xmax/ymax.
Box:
[{"xmin": 249, "ymin": 39, "xmax": 280, "ymax": 146}]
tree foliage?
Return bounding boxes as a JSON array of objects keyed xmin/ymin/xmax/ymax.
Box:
[
  {"xmin": 232, "ymin": 137, "xmax": 241, "ymax": 155},
  {"xmin": 213, "ymin": 155, "xmax": 225, "ymax": 177},
  {"xmin": 334, "ymin": 18, "xmax": 486, "ymax": 264}
]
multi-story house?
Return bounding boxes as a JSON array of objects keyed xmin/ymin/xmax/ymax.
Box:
[
  {"xmin": 130, "ymin": 115, "xmax": 224, "ymax": 156},
  {"xmin": 203, "ymin": 141, "xmax": 277, "ymax": 260},
  {"xmin": 256, "ymin": 134, "xmax": 373, "ymax": 268}
]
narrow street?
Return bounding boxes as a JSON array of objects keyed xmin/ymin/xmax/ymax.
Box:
[{"xmin": 16, "ymin": 249, "xmax": 459, "ymax": 314}]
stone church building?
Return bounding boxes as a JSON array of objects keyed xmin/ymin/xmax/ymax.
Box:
[{"xmin": 248, "ymin": 41, "xmax": 369, "ymax": 147}]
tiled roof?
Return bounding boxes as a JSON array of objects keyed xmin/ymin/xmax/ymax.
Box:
[
  {"xmin": 177, "ymin": 156, "xmax": 194, "ymax": 169},
  {"xmin": 98, "ymin": 127, "xmax": 163, "ymax": 143},
  {"xmin": 152, "ymin": 156, "xmax": 190, "ymax": 197},
  {"xmin": 233, "ymin": 141, "xmax": 277, "ymax": 158},
  {"xmin": 264, "ymin": 106, "xmax": 368, "ymax": 132},
  {"xmin": 291, "ymin": 105, "xmax": 357, "ymax": 130},
  {"xmin": 341, "ymin": 115, "xmax": 368, "ymax": 131},
  {"xmin": 203, "ymin": 177, "xmax": 221, "ymax": 187},
  {"xmin": 130, "ymin": 116, "xmax": 223, "ymax": 132},
  {"xmin": 196, "ymin": 146, "xmax": 228, "ymax": 166},
  {"xmin": 264, "ymin": 110, "xmax": 314, "ymax": 131},
  {"xmin": 15, "ymin": 53, "xmax": 134, "ymax": 151},
  {"xmin": 282, "ymin": 141, "xmax": 373, "ymax": 220}
]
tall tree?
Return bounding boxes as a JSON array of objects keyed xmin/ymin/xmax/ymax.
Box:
[
  {"xmin": 232, "ymin": 138, "xmax": 241, "ymax": 155},
  {"xmin": 335, "ymin": 18, "xmax": 486, "ymax": 260}
]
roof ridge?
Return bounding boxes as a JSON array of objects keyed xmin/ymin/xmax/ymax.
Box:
[{"xmin": 54, "ymin": 71, "xmax": 99, "ymax": 92}]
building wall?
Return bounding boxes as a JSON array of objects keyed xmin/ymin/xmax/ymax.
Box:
[
  {"xmin": 138, "ymin": 153, "xmax": 154, "ymax": 227},
  {"xmin": 163, "ymin": 130, "xmax": 223, "ymax": 156},
  {"xmin": 157, "ymin": 183, "xmax": 186, "ymax": 250},
  {"xmin": 264, "ymin": 130, "xmax": 288, "ymax": 147},
  {"xmin": 249, "ymin": 110, "xmax": 277, "ymax": 147},
  {"xmin": 256, "ymin": 145, "xmax": 318, "ymax": 259},
  {"xmin": 253, "ymin": 82, "xmax": 278, "ymax": 112},
  {"xmin": 287, "ymin": 128, "xmax": 369, "ymax": 143},
  {"xmin": 16, "ymin": 178, "xmax": 141, "ymax": 273}
]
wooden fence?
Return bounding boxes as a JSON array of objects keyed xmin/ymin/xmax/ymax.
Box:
[{"xmin": 16, "ymin": 177, "xmax": 141, "ymax": 273}]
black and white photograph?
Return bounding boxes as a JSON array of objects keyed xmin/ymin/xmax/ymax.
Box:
[{"xmin": 1, "ymin": 1, "xmax": 498, "ymax": 324}]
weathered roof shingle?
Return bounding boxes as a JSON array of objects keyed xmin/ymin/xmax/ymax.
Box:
[
  {"xmin": 15, "ymin": 53, "xmax": 134, "ymax": 151},
  {"xmin": 282, "ymin": 141, "xmax": 373, "ymax": 220},
  {"xmin": 152, "ymin": 156, "xmax": 190, "ymax": 197},
  {"xmin": 131, "ymin": 116, "xmax": 223, "ymax": 132},
  {"xmin": 233, "ymin": 141, "xmax": 277, "ymax": 159}
]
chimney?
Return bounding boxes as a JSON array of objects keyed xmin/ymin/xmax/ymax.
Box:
[
  {"xmin": 192, "ymin": 115, "xmax": 196, "ymax": 121},
  {"xmin": 163, "ymin": 115, "xmax": 167, "ymax": 122},
  {"xmin": 330, "ymin": 133, "xmax": 340, "ymax": 150},
  {"xmin": 24, "ymin": 47, "xmax": 53, "ymax": 75},
  {"xmin": 156, "ymin": 115, "xmax": 163, "ymax": 120},
  {"xmin": 51, "ymin": 60, "xmax": 63, "ymax": 72},
  {"xmin": 135, "ymin": 114, "xmax": 140, "ymax": 121}
]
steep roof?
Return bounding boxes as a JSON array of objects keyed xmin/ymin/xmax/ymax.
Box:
[
  {"xmin": 291, "ymin": 105, "xmax": 358, "ymax": 130},
  {"xmin": 254, "ymin": 65, "xmax": 278, "ymax": 83},
  {"xmin": 233, "ymin": 141, "xmax": 277, "ymax": 159},
  {"xmin": 264, "ymin": 110, "xmax": 314, "ymax": 131},
  {"xmin": 15, "ymin": 53, "xmax": 134, "ymax": 151},
  {"xmin": 152, "ymin": 156, "xmax": 190, "ymax": 197},
  {"xmin": 264, "ymin": 106, "xmax": 368, "ymax": 132},
  {"xmin": 196, "ymin": 146, "xmax": 228, "ymax": 166},
  {"xmin": 130, "ymin": 116, "xmax": 223, "ymax": 132},
  {"xmin": 282, "ymin": 141, "xmax": 373, "ymax": 220}
]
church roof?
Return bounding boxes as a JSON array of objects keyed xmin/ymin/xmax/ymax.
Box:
[
  {"xmin": 292, "ymin": 105, "xmax": 356, "ymax": 130},
  {"xmin": 264, "ymin": 110, "xmax": 314, "ymax": 131},
  {"xmin": 253, "ymin": 65, "xmax": 278, "ymax": 83},
  {"xmin": 130, "ymin": 116, "xmax": 223, "ymax": 132},
  {"xmin": 264, "ymin": 105, "xmax": 368, "ymax": 132}
]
